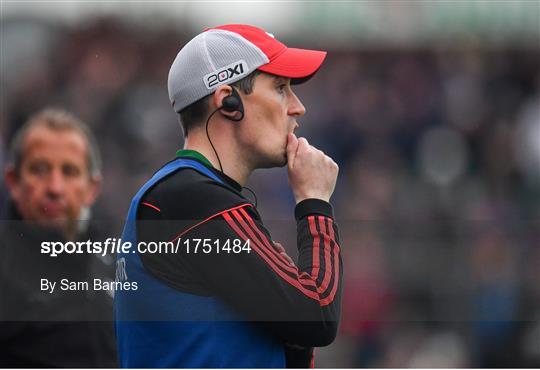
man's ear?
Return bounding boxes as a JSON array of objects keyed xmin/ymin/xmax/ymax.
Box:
[
  {"xmin": 83, "ymin": 175, "xmax": 102, "ymax": 207},
  {"xmin": 4, "ymin": 165, "xmax": 21, "ymax": 202},
  {"xmin": 212, "ymin": 85, "xmax": 237, "ymax": 120}
]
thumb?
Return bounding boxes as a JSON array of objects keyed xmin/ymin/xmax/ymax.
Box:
[{"xmin": 286, "ymin": 133, "xmax": 299, "ymax": 169}]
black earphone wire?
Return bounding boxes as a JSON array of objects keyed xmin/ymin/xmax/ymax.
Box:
[{"xmin": 205, "ymin": 107, "xmax": 223, "ymax": 172}]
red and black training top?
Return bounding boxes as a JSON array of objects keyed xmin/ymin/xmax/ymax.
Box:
[{"xmin": 136, "ymin": 151, "xmax": 343, "ymax": 366}]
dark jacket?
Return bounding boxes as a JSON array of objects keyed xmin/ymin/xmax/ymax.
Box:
[
  {"xmin": 115, "ymin": 154, "xmax": 343, "ymax": 367},
  {"xmin": 0, "ymin": 202, "xmax": 118, "ymax": 367}
]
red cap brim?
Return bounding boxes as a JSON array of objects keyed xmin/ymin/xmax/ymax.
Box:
[{"xmin": 257, "ymin": 47, "xmax": 327, "ymax": 83}]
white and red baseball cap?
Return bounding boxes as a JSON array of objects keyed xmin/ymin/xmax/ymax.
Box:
[{"xmin": 168, "ymin": 24, "xmax": 327, "ymax": 113}]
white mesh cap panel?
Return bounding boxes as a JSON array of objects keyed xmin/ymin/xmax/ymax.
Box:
[
  {"xmin": 168, "ymin": 29, "xmax": 269, "ymax": 113},
  {"xmin": 168, "ymin": 35, "xmax": 212, "ymax": 113}
]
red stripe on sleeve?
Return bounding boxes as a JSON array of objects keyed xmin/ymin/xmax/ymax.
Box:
[
  {"xmin": 319, "ymin": 217, "xmax": 341, "ymax": 306},
  {"xmin": 239, "ymin": 208, "xmax": 294, "ymax": 270},
  {"xmin": 230, "ymin": 210, "xmax": 317, "ymax": 287},
  {"xmin": 141, "ymin": 201, "xmax": 161, "ymax": 212},
  {"xmin": 223, "ymin": 211, "xmax": 321, "ymax": 301},
  {"xmin": 308, "ymin": 216, "xmax": 321, "ymax": 281},
  {"xmin": 317, "ymin": 215, "xmax": 333, "ymax": 294},
  {"xmin": 237, "ymin": 208, "xmax": 296, "ymax": 272},
  {"xmin": 231, "ymin": 208, "xmax": 340, "ymax": 306},
  {"xmin": 169, "ymin": 203, "xmax": 253, "ymax": 242}
]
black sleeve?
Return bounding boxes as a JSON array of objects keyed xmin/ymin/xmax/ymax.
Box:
[
  {"xmin": 284, "ymin": 345, "xmax": 314, "ymax": 368},
  {"xmin": 137, "ymin": 172, "xmax": 343, "ymax": 348},
  {"xmin": 177, "ymin": 202, "xmax": 342, "ymax": 347}
]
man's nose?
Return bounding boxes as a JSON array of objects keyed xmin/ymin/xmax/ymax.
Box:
[
  {"xmin": 288, "ymin": 92, "xmax": 306, "ymax": 117},
  {"xmin": 46, "ymin": 169, "xmax": 65, "ymax": 197}
]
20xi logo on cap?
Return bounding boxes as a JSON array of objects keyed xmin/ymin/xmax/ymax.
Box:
[
  {"xmin": 204, "ymin": 60, "xmax": 249, "ymax": 90},
  {"xmin": 168, "ymin": 24, "xmax": 327, "ymax": 113}
]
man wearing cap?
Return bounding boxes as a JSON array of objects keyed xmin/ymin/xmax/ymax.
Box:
[{"xmin": 114, "ymin": 24, "xmax": 342, "ymax": 368}]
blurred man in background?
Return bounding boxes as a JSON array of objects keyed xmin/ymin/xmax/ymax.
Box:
[{"xmin": 0, "ymin": 108, "xmax": 117, "ymax": 367}]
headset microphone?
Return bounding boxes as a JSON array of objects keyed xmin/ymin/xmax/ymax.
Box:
[{"xmin": 221, "ymin": 87, "xmax": 244, "ymax": 121}]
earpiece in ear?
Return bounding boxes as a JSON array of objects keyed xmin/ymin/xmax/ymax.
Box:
[
  {"xmin": 221, "ymin": 87, "xmax": 244, "ymax": 121},
  {"xmin": 222, "ymin": 95, "xmax": 240, "ymax": 112}
]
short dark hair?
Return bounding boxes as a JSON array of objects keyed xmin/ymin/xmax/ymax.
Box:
[
  {"xmin": 9, "ymin": 108, "xmax": 102, "ymax": 178},
  {"xmin": 179, "ymin": 70, "xmax": 262, "ymax": 137}
]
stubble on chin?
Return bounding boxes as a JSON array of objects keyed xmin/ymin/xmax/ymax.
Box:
[
  {"xmin": 257, "ymin": 150, "xmax": 288, "ymax": 169},
  {"xmin": 272, "ymin": 148, "xmax": 288, "ymax": 168},
  {"xmin": 279, "ymin": 151, "xmax": 288, "ymax": 167}
]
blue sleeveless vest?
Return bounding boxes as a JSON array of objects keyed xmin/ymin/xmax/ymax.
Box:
[{"xmin": 114, "ymin": 158, "xmax": 285, "ymax": 368}]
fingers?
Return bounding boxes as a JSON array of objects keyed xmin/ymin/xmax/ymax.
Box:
[
  {"xmin": 281, "ymin": 253, "xmax": 295, "ymax": 267},
  {"xmin": 273, "ymin": 241, "xmax": 285, "ymax": 253},
  {"xmin": 286, "ymin": 133, "xmax": 299, "ymax": 169},
  {"xmin": 273, "ymin": 241, "xmax": 295, "ymax": 267},
  {"xmin": 297, "ymin": 137, "xmax": 309, "ymax": 155},
  {"xmin": 289, "ymin": 136, "xmax": 311, "ymax": 171},
  {"xmin": 287, "ymin": 135, "xmax": 339, "ymax": 203}
]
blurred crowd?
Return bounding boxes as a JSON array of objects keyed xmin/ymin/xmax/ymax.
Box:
[{"xmin": 1, "ymin": 18, "xmax": 539, "ymax": 367}]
